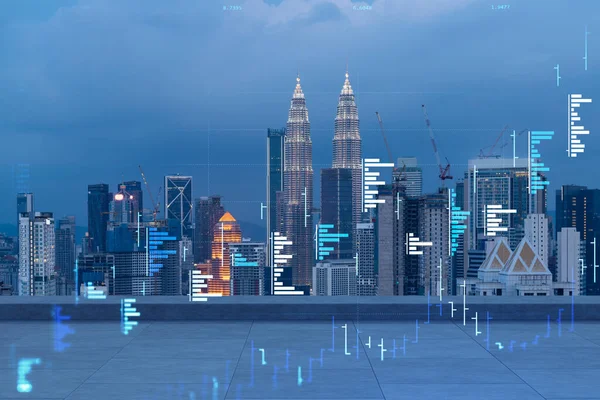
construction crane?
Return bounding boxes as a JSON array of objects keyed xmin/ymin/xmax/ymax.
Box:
[
  {"xmin": 375, "ymin": 111, "xmax": 406, "ymax": 181},
  {"xmin": 498, "ymin": 128, "xmax": 527, "ymax": 151},
  {"xmin": 422, "ymin": 104, "xmax": 452, "ymax": 185},
  {"xmin": 138, "ymin": 165, "xmax": 160, "ymax": 221},
  {"xmin": 479, "ymin": 125, "xmax": 510, "ymax": 158}
]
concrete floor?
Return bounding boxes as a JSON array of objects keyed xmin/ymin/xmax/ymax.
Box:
[{"xmin": 2, "ymin": 318, "xmax": 600, "ymax": 399}]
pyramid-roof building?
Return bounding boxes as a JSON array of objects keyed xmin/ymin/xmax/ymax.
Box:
[{"xmin": 500, "ymin": 238, "xmax": 551, "ymax": 276}]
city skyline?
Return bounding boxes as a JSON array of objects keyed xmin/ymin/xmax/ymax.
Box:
[{"xmin": 1, "ymin": 0, "xmax": 599, "ymax": 228}]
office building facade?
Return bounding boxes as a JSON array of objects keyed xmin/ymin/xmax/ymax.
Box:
[
  {"xmin": 557, "ymin": 227, "xmax": 582, "ymax": 295},
  {"xmin": 418, "ymin": 191, "xmax": 451, "ymax": 297},
  {"xmin": 164, "ymin": 175, "xmax": 193, "ymax": 240},
  {"xmin": 194, "ymin": 196, "xmax": 225, "ymax": 264},
  {"xmin": 356, "ymin": 222, "xmax": 376, "ymax": 296},
  {"xmin": 555, "ymin": 185, "xmax": 600, "ymax": 295},
  {"xmin": 525, "ymin": 214, "xmax": 549, "ymax": 268},
  {"xmin": 312, "ymin": 259, "xmax": 357, "ymax": 296},
  {"xmin": 55, "ymin": 216, "xmax": 76, "ymax": 290},
  {"xmin": 88, "ymin": 184, "xmax": 110, "ymax": 253},
  {"xmin": 267, "ymin": 127, "xmax": 286, "ymax": 266},
  {"xmin": 230, "ymin": 241, "xmax": 266, "ymax": 295},
  {"xmin": 395, "ymin": 157, "xmax": 423, "ymax": 198},
  {"xmin": 465, "ymin": 159, "xmax": 530, "ymax": 251},
  {"xmin": 320, "ymin": 168, "xmax": 354, "ymax": 260}
]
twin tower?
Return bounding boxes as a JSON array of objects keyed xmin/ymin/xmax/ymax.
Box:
[{"xmin": 282, "ymin": 72, "xmax": 362, "ymax": 288}]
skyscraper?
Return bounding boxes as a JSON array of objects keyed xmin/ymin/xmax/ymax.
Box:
[
  {"xmin": 312, "ymin": 260, "xmax": 357, "ymax": 296},
  {"xmin": 557, "ymin": 227, "xmax": 582, "ymax": 294},
  {"xmin": 165, "ymin": 175, "xmax": 193, "ymax": 240},
  {"xmin": 320, "ymin": 168, "xmax": 353, "ymax": 260},
  {"xmin": 418, "ymin": 191, "xmax": 450, "ymax": 297},
  {"xmin": 194, "ymin": 196, "xmax": 225, "ymax": 264},
  {"xmin": 332, "ymin": 71, "xmax": 362, "ymax": 246},
  {"xmin": 123, "ymin": 181, "xmax": 143, "ymax": 222},
  {"xmin": 88, "ymin": 184, "xmax": 109, "ymax": 253},
  {"xmin": 283, "ymin": 75, "xmax": 313, "ymax": 288},
  {"xmin": 110, "ymin": 184, "xmax": 136, "ymax": 224},
  {"xmin": 555, "ymin": 185, "xmax": 600, "ymax": 295},
  {"xmin": 395, "ymin": 157, "xmax": 422, "ymax": 198},
  {"xmin": 356, "ymin": 222, "xmax": 376, "ymax": 296},
  {"xmin": 524, "ymin": 214, "xmax": 549, "ymax": 268},
  {"xmin": 18, "ymin": 212, "xmax": 56, "ymax": 296},
  {"xmin": 17, "ymin": 193, "xmax": 34, "ymax": 225},
  {"xmin": 465, "ymin": 159, "xmax": 530, "ymax": 251},
  {"xmin": 267, "ymin": 127, "xmax": 286, "ymax": 266},
  {"xmin": 209, "ymin": 212, "xmax": 242, "ymax": 296},
  {"xmin": 230, "ymin": 241, "xmax": 266, "ymax": 295},
  {"xmin": 55, "ymin": 216, "xmax": 76, "ymax": 288}
]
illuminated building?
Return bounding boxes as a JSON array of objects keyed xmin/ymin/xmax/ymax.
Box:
[
  {"xmin": 283, "ymin": 75, "xmax": 313, "ymax": 288},
  {"xmin": 332, "ymin": 71, "xmax": 362, "ymax": 247},
  {"xmin": 18, "ymin": 212, "xmax": 56, "ymax": 296},
  {"xmin": 110, "ymin": 184, "xmax": 136, "ymax": 224},
  {"xmin": 87, "ymin": 184, "xmax": 109, "ymax": 253},
  {"xmin": 123, "ymin": 181, "xmax": 143, "ymax": 222},
  {"xmin": 209, "ymin": 212, "xmax": 242, "ymax": 295}
]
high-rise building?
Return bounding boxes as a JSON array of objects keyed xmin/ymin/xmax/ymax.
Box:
[
  {"xmin": 356, "ymin": 222, "xmax": 376, "ymax": 296},
  {"xmin": 418, "ymin": 191, "xmax": 451, "ymax": 297},
  {"xmin": 320, "ymin": 168, "xmax": 353, "ymax": 260},
  {"xmin": 77, "ymin": 253, "xmax": 114, "ymax": 296},
  {"xmin": 395, "ymin": 157, "xmax": 422, "ymax": 198},
  {"xmin": 113, "ymin": 252, "xmax": 157, "ymax": 296},
  {"xmin": 55, "ymin": 216, "xmax": 76, "ymax": 292},
  {"xmin": 194, "ymin": 196, "xmax": 225, "ymax": 263},
  {"xmin": 18, "ymin": 212, "xmax": 56, "ymax": 296},
  {"xmin": 88, "ymin": 184, "xmax": 110, "ymax": 253},
  {"xmin": 555, "ymin": 185, "xmax": 600, "ymax": 295},
  {"xmin": 465, "ymin": 159, "xmax": 530, "ymax": 251},
  {"xmin": 283, "ymin": 75, "xmax": 314, "ymax": 288},
  {"xmin": 164, "ymin": 175, "xmax": 193, "ymax": 240},
  {"xmin": 123, "ymin": 181, "xmax": 143, "ymax": 222},
  {"xmin": 557, "ymin": 227, "xmax": 582, "ymax": 295},
  {"xmin": 109, "ymin": 184, "xmax": 137, "ymax": 225},
  {"xmin": 209, "ymin": 212, "xmax": 242, "ymax": 295},
  {"xmin": 375, "ymin": 183, "xmax": 413, "ymax": 295},
  {"xmin": 332, "ymin": 71, "xmax": 362, "ymax": 245},
  {"xmin": 17, "ymin": 193, "xmax": 34, "ymax": 226},
  {"xmin": 525, "ymin": 214, "xmax": 549, "ymax": 268},
  {"xmin": 376, "ymin": 185, "xmax": 395, "ymax": 296},
  {"xmin": 312, "ymin": 259, "xmax": 357, "ymax": 296},
  {"xmin": 230, "ymin": 241, "xmax": 266, "ymax": 295},
  {"xmin": 267, "ymin": 127, "xmax": 286, "ymax": 266}
]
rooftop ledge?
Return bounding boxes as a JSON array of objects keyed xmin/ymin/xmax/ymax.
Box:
[{"xmin": 0, "ymin": 296, "xmax": 595, "ymax": 321}]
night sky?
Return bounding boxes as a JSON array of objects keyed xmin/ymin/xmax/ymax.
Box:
[{"xmin": 1, "ymin": 0, "xmax": 599, "ymax": 231}]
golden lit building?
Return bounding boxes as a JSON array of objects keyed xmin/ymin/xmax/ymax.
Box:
[{"xmin": 209, "ymin": 212, "xmax": 242, "ymax": 295}]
